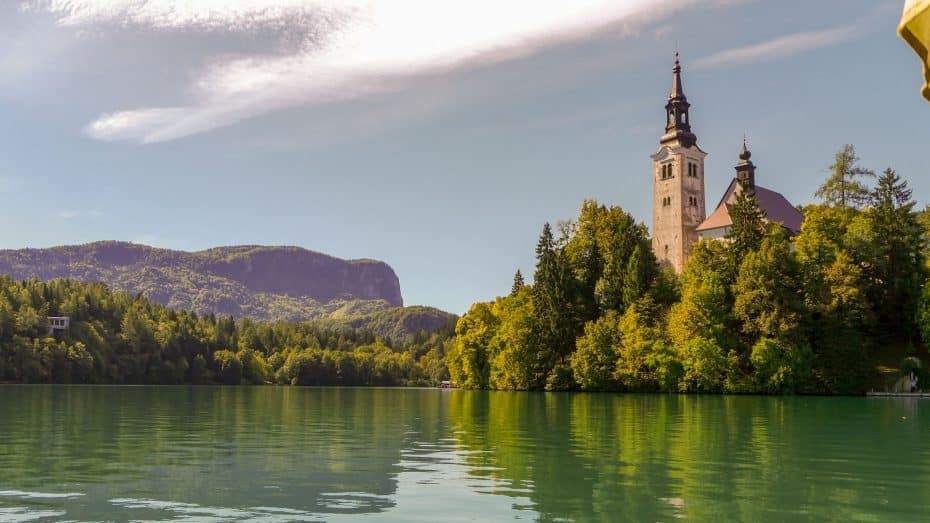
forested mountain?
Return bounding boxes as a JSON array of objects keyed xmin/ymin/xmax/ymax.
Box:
[
  {"xmin": 0, "ymin": 277, "xmax": 453, "ymax": 385},
  {"xmin": 0, "ymin": 241, "xmax": 457, "ymax": 342},
  {"xmin": 0, "ymin": 241, "xmax": 405, "ymax": 320}
]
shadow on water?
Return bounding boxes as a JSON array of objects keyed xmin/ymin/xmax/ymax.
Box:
[{"xmin": 1, "ymin": 386, "xmax": 929, "ymax": 521}]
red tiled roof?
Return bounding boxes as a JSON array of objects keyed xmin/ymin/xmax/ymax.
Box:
[{"xmin": 696, "ymin": 179, "xmax": 803, "ymax": 234}]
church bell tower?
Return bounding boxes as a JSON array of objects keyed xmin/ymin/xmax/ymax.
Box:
[{"xmin": 650, "ymin": 53, "xmax": 707, "ymax": 273}]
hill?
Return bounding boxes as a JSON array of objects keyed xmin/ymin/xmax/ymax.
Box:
[{"xmin": 0, "ymin": 242, "xmax": 454, "ymax": 340}]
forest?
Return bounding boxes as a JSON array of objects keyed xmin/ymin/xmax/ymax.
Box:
[
  {"xmin": 0, "ymin": 276, "xmax": 454, "ymax": 386},
  {"xmin": 447, "ymin": 145, "xmax": 930, "ymax": 394}
]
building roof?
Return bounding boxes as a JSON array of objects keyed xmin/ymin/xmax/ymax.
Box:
[{"xmin": 696, "ymin": 179, "xmax": 804, "ymax": 234}]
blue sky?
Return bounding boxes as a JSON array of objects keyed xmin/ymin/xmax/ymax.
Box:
[{"xmin": 0, "ymin": 0, "xmax": 927, "ymax": 314}]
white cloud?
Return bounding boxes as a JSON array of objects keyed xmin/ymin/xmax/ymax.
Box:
[
  {"xmin": 693, "ymin": 25, "xmax": 860, "ymax": 71},
  {"xmin": 690, "ymin": 1, "xmax": 898, "ymax": 73},
  {"xmin": 55, "ymin": 209, "xmax": 104, "ymax": 219},
  {"xmin": 24, "ymin": 0, "xmax": 695, "ymax": 143}
]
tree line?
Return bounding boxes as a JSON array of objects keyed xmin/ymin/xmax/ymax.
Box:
[
  {"xmin": 0, "ymin": 277, "xmax": 453, "ymax": 385},
  {"xmin": 448, "ymin": 145, "xmax": 930, "ymax": 394}
]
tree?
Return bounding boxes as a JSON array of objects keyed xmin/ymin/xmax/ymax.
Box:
[
  {"xmin": 446, "ymin": 302, "xmax": 497, "ymax": 389},
  {"xmin": 865, "ymin": 168, "xmax": 925, "ymax": 334},
  {"xmin": 750, "ymin": 338, "xmax": 810, "ymax": 394},
  {"xmin": 918, "ymin": 282, "xmax": 930, "ymax": 348},
  {"xmin": 919, "ymin": 206, "xmax": 930, "ymax": 270},
  {"xmin": 733, "ymin": 226, "xmax": 806, "ymax": 346},
  {"xmin": 489, "ymin": 288, "xmax": 540, "ymax": 390},
  {"xmin": 613, "ymin": 296, "xmax": 668, "ymax": 390},
  {"xmin": 563, "ymin": 200, "xmax": 653, "ymax": 317},
  {"xmin": 621, "ymin": 244, "xmax": 659, "ymax": 311},
  {"xmin": 531, "ymin": 223, "xmax": 576, "ymax": 381},
  {"xmin": 668, "ymin": 241, "xmax": 735, "ymax": 351},
  {"xmin": 794, "ymin": 205, "xmax": 853, "ymax": 281},
  {"xmin": 212, "ymin": 350, "xmax": 242, "ymax": 385},
  {"xmin": 571, "ymin": 313, "xmax": 621, "ymax": 391},
  {"xmin": 725, "ymin": 182, "xmax": 766, "ymax": 279},
  {"xmin": 809, "ymin": 252, "xmax": 871, "ymax": 393},
  {"xmin": 510, "ymin": 270, "xmax": 525, "ymax": 296},
  {"xmin": 678, "ymin": 337, "xmax": 728, "ymax": 393},
  {"xmin": 815, "ymin": 144, "xmax": 875, "ymax": 209}
]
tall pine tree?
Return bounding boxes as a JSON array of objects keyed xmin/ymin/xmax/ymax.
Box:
[
  {"xmin": 531, "ymin": 223, "xmax": 576, "ymax": 387},
  {"xmin": 725, "ymin": 181, "xmax": 767, "ymax": 282},
  {"xmin": 511, "ymin": 270, "xmax": 525, "ymax": 296},
  {"xmin": 866, "ymin": 168, "xmax": 926, "ymax": 335},
  {"xmin": 815, "ymin": 144, "xmax": 875, "ymax": 209}
]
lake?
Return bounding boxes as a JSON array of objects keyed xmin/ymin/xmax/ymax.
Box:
[{"xmin": 1, "ymin": 386, "xmax": 929, "ymax": 522}]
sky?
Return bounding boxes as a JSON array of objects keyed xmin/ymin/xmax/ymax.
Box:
[{"xmin": 0, "ymin": 0, "xmax": 927, "ymax": 315}]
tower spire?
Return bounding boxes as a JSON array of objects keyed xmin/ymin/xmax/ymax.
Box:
[
  {"xmin": 735, "ymin": 136, "xmax": 756, "ymax": 193},
  {"xmin": 671, "ymin": 51, "xmax": 684, "ymax": 100},
  {"xmin": 660, "ymin": 52, "xmax": 696, "ymax": 148}
]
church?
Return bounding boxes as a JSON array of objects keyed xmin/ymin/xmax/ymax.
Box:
[{"xmin": 650, "ymin": 54, "xmax": 803, "ymax": 273}]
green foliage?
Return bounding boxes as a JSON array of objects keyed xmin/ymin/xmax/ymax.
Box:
[
  {"xmin": 733, "ymin": 226, "xmax": 806, "ymax": 345},
  {"xmin": 795, "ymin": 205, "xmax": 853, "ymax": 284},
  {"xmin": 489, "ymin": 288, "xmax": 539, "ymax": 391},
  {"xmin": 571, "ymin": 312, "xmax": 621, "ymax": 391},
  {"xmin": 750, "ymin": 338, "xmax": 810, "ymax": 394},
  {"xmin": 725, "ymin": 183, "xmax": 767, "ymax": 280},
  {"xmin": 677, "ymin": 338, "xmax": 728, "ymax": 393},
  {"xmin": 511, "ymin": 270, "xmax": 525, "ymax": 296},
  {"xmin": 545, "ymin": 363, "xmax": 576, "ymax": 391},
  {"xmin": 454, "ymin": 144, "xmax": 927, "ymax": 395},
  {"xmin": 325, "ymin": 306, "xmax": 457, "ymax": 344},
  {"xmin": 0, "ymin": 242, "xmax": 408, "ymax": 324},
  {"xmin": 918, "ymin": 283, "xmax": 930, "ymax": 348},
  {"xmin": 531, "ymin": 222, "xmax": 577, "ymax": 380},
  {"xmin": 447, "ymin": 302, "xmax": 497, "ymax": 389},
  {"xmin": 668, "ymin": 243, "xmax": 734, "ymax": 351},
  {"xmin": 864, "ymin": 169, "xmax": 926, "ymax": 335},
  {"xmin": 213, "ymin": 350, "xmax": 243, "ymax": 385},
  {"xmin": 613, "ymin": 297, "xmax": 668, "ymax": 391},
  {"xmin": 0, "ymin": 277, "xmax": 451, "ymax": 386},
  {"xmin": 565, "ymin": 200, "xmax": 656, "ymax": 318},
  {"xmin": 815, "ymin": 144, "xmax": 875, "ymax": 209},
  {"xmin": 920, "ymin": 206, "xmax": 930, "ymax": 271}
]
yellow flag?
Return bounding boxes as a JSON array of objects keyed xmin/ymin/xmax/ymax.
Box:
[{"xmin": 900, "ymin": 0, "xmax": 930, "ymax": 100}]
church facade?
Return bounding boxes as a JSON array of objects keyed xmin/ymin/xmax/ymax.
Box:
[{"xmin": 651, "ymin": 55, "xmax": 803, "ymax": 273}]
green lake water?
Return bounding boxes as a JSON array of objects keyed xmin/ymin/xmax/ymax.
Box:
[{"xmin": 1, "ymin": 386, "xmax": 929, "ymax": 522}]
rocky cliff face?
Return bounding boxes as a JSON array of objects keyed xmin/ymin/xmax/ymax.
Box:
[{"xmin": 0, "ymin": 242, "xmax": 404, "ymax": 321}]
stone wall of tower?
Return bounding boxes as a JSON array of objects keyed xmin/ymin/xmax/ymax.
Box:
[{"xmin": 652, "ymin": 145, "xmax": 706, "ymax": 273}]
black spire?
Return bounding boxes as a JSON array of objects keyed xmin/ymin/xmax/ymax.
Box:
[
  {"xmin": 661, "ymin": 52, "xmax": 697, "ymax": 148},
  {"xmin": 735, "ymin": 136, "xmax": 756, "ymax": 193}
]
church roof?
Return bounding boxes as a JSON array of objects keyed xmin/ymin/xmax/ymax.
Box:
[{"xmin": 696, "ymin": 179, "xmax": 804, "ymax": 234}]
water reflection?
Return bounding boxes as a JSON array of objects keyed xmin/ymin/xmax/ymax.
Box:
[{"xmin": 0, "ymin": 387, "xmax": 929, "ymax": 521}]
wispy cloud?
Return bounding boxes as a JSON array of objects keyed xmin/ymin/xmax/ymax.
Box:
[
  {"xmin": 56, "ymin": 209, "xmax": 104, "ymax": 219},
  {"xmin": 23, "ymin": 0, "xmax": 709, "ymax": 143},
  {"xmin": 692, "ymin": 2, "xmax": 898, "ymax": 72},
  {"xmin": 693, "ymin": 24, "xmax": 861, "ymax": 71}
]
